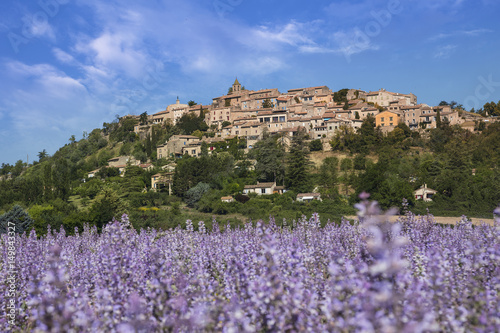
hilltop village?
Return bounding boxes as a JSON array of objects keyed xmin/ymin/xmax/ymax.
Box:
[{"xmin": 130, "ymin": 79, "xmax": 484, "ymax": 159}]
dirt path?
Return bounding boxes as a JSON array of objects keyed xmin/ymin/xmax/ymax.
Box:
[{"xmin": 345, "ymin": 215, "xmax": 495, "ymax": 226}]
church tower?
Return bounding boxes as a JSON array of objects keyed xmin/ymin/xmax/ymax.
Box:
[{"xmin": 232, "ymin": 77, "xmax": 241, "ymax": 93}]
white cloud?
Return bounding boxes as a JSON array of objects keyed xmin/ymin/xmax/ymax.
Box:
[
  {"xmin": 22, "ymin": 13, "xmax": 56, "ymax": 41},
  {"xmin": 7, "ymin": 61, "xmax": 86, "ymax": 94},
  {"xmin": 53, "ymin": 48, "xmax": 76, "ymax": 64},
  {"xmin": 433, "ymin": 44, "xmax": 458, "ymax": 59},
  {"xmin": 252, "ymin": 22, "xmax": 314, "ymax": 47},
  {"xmin": 333, "ymin": 30, "xmax": 380, "ymax": 59},
  {"xmin": 79, "ymin": 32, "xmax": 148, "ymax": 79},
  {"xmin": 429, "ymin": 28, "xmax": 493, "ymax": 41}
]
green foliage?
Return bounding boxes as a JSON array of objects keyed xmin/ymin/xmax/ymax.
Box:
[
  {"xmin": 319, "ymin": 157, "xmax": 339, "ymax": 199},
  {"xmin": 0, "ymin": 205, "xmax": 34, "ymax": 234},
  {"xmin": 139, "ymin": 112, "xmax": 148, "ymax": 125},
  {"xmin": 173, "ymin": 154, "xmax": 235, "ymax": 197},
  {"xmin": 250, "ymin": 132, "xmax": 285, "ymax": 184},
  {"xmin": 333, "ymin": 88, "xmax": 349, "ymax": 103},
  {"xmin": 185, "ymin": 182, "xmax": 211, "ymax": 207},
  {"xmin": 353, "ymin": 155, "xmax": 366, "ymax": 170},
  {"xmin": 262, "ymin": 98, "xmax": 274, "ymax": 109},
  {"xmin": 177, "ymin": 112, "xmax": 209, "ymax": 135},
  {"xmin": 110, "ymin": 118, "xmax": 138, "ymax": 143},
  {"xmin": 88, "ymin": 187, "xmax": 129, "ymax": 231},
  {"xmin": 286, "ymin": 128, "xmax": 312, "ymax": 193},
  {"xmin": 309, "ymin": 139, "xmax": 323, "ymax": 152}
]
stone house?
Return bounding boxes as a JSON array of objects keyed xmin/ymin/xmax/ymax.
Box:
[
  {"xmin": 157, "ymin": 135, "xmax": 200, "ymax": 159},
  {"xmin": 375, "ymin": 110, "xmax": 401, "ymax": 128},
  {"xmin": 414, "ymin": 184, "xmax": 437, "ymax": 202},
  {"xmin": 296, "ymin": 193, "xmax": 322, "ymax": 202},
  {"xmin": 221, "ymin": 196, "xmax": 234, "ymax": 203},
  {"xmin": 366, "ymin": 89, "xmax": 417, "ymax": 107},
  {"xmin": 243, "ymin": 182, "xmax": 277, "ymax": 195}
]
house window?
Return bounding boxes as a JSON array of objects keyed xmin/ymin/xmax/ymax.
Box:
[
  {"xmin": 389, "ymin": 117, "xmax": 393, "ymax": 121},
  {"xmin": 261, "ymin": 188, "xmax": 266, "ymax": 194},
  {"xmin": 381, "ymin": 117, "xmax": 385, "ymax": 122}
]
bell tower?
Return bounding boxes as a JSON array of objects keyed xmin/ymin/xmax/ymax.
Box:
[{"xmin": 232, "ymin": 77, "xmax": 241, "ymax": 93}]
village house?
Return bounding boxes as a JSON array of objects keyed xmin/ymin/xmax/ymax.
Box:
[
  {"xmin": 257, "ymin": 109, "xmax": 288, "ymax": 131},
  {"xmin": 221, "ymin": 196, "xmax": 234, "ymax": 203},
  {"xmin": 243, "ymin": 182, "xmax": 277, "ymax": 195},
  {"xmin": 375, "ymin": 110, "xmax": 401, "ymax": 129},
  {"xmin": 346, "ymin": 89, "xmax": 367, "ymax": 101},
  {"xmin": 205, "ymin": 106, "xmax": 233, "ymax": 128},
  {"xmin": 414, "ymin": 184, "xmax": 437, "ymax": 202},
  {"xmin": 400, "ymin": 105, "xmax": 424, "ymax": 129},
  {"xmin": 167, "ymin": 97, "xmax": 190, "ymax": 125},
  {"xmin": 157, "ymin": 135, "xmax": 200, "ymax": 159},
  {"xmin": 349, "ymin": 102, "xmax": 379, "ymax": 120},
  {"xmin": 276, "ymin": 95, "xmax": 295, "ymax": 110},
  {"xmin": 366, "ymin": 89, "xmax": 417, "ymax": 107},
  {"xmin": 296, "ymin": 193, "xmax": 322, "ymax": 202}
]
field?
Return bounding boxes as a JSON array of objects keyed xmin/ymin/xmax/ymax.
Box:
[
  {"xmin": 1, "ymin": 201, "xmax": 499, "ymax": 332},
  {"xmin": 346, "ymin": 215, "xmax": 495, "ymax": 226}
]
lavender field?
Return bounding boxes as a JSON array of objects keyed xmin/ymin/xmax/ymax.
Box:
[{"xmin": 1, "ymin": 199, "xmax": 500, "ymax": 332}]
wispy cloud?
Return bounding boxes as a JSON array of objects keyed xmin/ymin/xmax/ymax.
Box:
[
  {"xmin": 433, "ymin": 44, "xmax": 458, "ymax": 59},
  {"xmin": 22, "ymin": 14, "xmax": 56, "ymax": 41},
  {"xmin": 333, "ymin": 30, "xmax": 380, "ymax": 57},
  {"xmin": 429, "ymin": 28, "xmax": 493, "ymax": 41}
]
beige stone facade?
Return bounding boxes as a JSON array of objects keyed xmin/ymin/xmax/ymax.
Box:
[
  {"xmin": 366, "ymin": 89, "xmax": 417, "ymax": 107},
  {"xmin": 157, "ymin": 135, "xmax": 200, "ymax": 159}
]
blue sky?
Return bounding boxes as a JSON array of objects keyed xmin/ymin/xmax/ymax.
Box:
[{"xmin": 1, "ymin": 0, "xmax": 499, "ymax": 165}]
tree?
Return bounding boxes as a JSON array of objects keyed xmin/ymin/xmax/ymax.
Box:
[
  {"xmin": 185, "ymin": 182, "xmax": 211, "ymax": 207},
  {"xmin": 319, "ymin": 157, "xmax": 339, "ymax": 199},
  {"xmin": 436, "ymin": 108, "xmax": 442, "ymax": 129},
  {"xmin": 439, "ymin": 101, "xmax": 449, "ymax": 106},
  {"xmin": 227, "ymin": 87, "xmax": 233, "ymax": 95},
  {"xmin": 145, "ymin": 133, "xmax": 152, "ymax": 158},
  {"xmin": 192, "ymin": 130, "xmax": 203, "ymax": 139},
  {"xmin": 177, "ymin": 113, "xmax": 208, "ymax": 135},
  {"xmin": 69, "ymin": 135, "xmax": 76, "ymax": 144},
  {"xmin": 89, "ymin": 187, "xmax": 128, "ymax": 231},
  {"xmin": 333, "ymin": 88, "xmax": 349, "ymax": 103},
  {"xmin": 188, "ymin": 100, "xmax": 197, "ymax": 107},
  {"xmin": 251, "ymin": 132, "xmax": 285, "ymax": 184},
  {"xmin": 355, "ymin": 111, "xmax": 360, "ymax": 119},
  {"xmin": 353, "ymin": 155, "xmax": 366, "ymax": 170},
  {"xmin": 38, "ymin": 149, "xmax": 49, "ymax": 162},
  {"xmin": 262, "ymin": 98, "xmax": 274, "ymax": 109},
  {"xmin": 340, "ymin": 158, "xmax": 353, "ymax": 195},
  {"xmin": 140, "ymin": 112, "xmax": 148, "ymax": 125},
  {"xmin": 309, "ymin": 139, "xmax": 323, "ymax": 152},
  {"xmin": 0, "ymin": 205, "xmax": 34, "ymax": 234},
  {"xmin": 286, "ymin": 128, "xmax": 312, "ymax": 193}
]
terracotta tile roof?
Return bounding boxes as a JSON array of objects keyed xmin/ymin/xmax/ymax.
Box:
[
  {"xmin": 257, "ymin": 111, "xmax": 273, "ymax": 115},
  {"xmin": 244, "ymin": 182, "xmax": 275, "ymax": 189}
]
